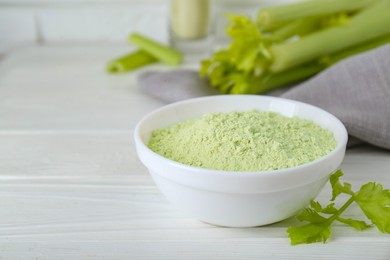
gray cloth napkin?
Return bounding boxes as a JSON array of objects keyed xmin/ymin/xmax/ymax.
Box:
[
  {"xmin": 137, "ymin": 44, "xmax": 390, "ymax": 150},
  {"xmin": 282, "ymin": 44, "xmax": 390, "ymax": 150}
]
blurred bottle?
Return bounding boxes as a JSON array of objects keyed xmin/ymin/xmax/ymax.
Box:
[{"xmin": 169, "ymin": 0, "xmax": 215, "ymax": 55}]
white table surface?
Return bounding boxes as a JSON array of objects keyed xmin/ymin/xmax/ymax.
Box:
[{"xmin": 0, "ymin": 45, "xmax": 389, "ymax": 260}]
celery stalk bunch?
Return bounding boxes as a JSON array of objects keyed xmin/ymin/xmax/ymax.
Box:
[{"xmin": 200, "ymin": 0, "xmax": 390, "ymax": 94}]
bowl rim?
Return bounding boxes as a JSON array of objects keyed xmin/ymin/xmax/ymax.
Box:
[{"xmin": 134, "ymin": 94, "xmax": 348, "ymax": 177}]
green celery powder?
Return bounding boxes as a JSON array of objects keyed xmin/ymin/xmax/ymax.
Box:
[{"xmin": 147, "ymin": 110, "xmax": 337, "ymax": 171}]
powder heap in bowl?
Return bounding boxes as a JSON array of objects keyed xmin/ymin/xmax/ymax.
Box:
[{"xmin": 147, "ymin": 110, "xmax": 337, "ymax": 171}]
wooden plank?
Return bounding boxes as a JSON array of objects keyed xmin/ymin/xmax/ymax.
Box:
[
  {"xmin": 0, "ymin": 133, "xmax": 146, "ymax": 177},
  {"xmin": 0, "ymin": 46, "xmax": 166, "ymax": 131}
]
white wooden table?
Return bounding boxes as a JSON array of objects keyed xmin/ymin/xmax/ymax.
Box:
[{"xmin": 1, "ymin": 45, "xmax": 389, "ymax": 259}]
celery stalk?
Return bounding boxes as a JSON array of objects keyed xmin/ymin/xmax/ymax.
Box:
[
  {"xmin": 269, "ymin": 0, "xmax": 390, "ymax": 72},
  {"xmin": 238, "ymin": 64, "xmax": 324, "ymax": 94},
  {"xmin": 129, "ymin": 33, "xmax": 183, "ymax": 66},
  {"xmin": 106, "ymin": 50, "xmax": 157, "ymax": 73},
  {"xmin": 263, "ymin": 35, "xmax": 390, "ymax": 92},
  {"xmin": 246, "ymin": 37, "xmax": 387, "ymax": 94},
  {"xmin": 271, "ymin": 17, "xmax": 321, "ymax": 41},
  {"xmin": 257, "ymin": 0, "xmax": 377, "ymax": 30},
  {"xmin": 261, "ymin": 35, "xmax": 390, "ymax": 93},
  {"xmin": 259, "ymin": 64, "xmax": 324, "ymax": 91},
  {"xmin": 322, "ymin": 34, "xmax": 390, "ymax": 65}
]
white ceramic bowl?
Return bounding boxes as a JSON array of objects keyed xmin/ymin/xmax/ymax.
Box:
[{"xmin": 134, "ymin": 95, "xmax": 348, "ymax": 227}]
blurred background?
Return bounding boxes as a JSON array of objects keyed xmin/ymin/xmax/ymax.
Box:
[{"xmin": 0, "ymin": 0, "xmax": 296, "ymax": 56}]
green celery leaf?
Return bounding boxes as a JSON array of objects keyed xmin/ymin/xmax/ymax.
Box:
[
  {"xmin": 200, "ymin": 50, "xmax": 237, "ymax": 93},
  {"xmin": 321, "ymin": 203, "xmax": 338, "ymax": 214},
  {"xmin": 227, "ymin": 73, "xmax": 251, "ymax": 94},
  {"xmin": 310, "ymin": 200, "xmax": 323, "ymax": 212},
  {"xmin": 235, "ymin": 47, "xmax": 260, "ymax": 72},
  {"xmin": 200, "ymin": 14, "xmax": 279, "ymax": 94},
  {"xmin": 336, "ymin": 217, "xmax": 372, "ymax": 230},
  {"xmin": 287, "ymin": 223, "xmax": 331, "ymax": 245},
  {"xmin": 296, "ymin": 207, "xmax": 327, "ymax": 224},
  {"xmin": 354, "ymin": 182, "xmax": 390, "ymax": 233},
  {"xmin": 199, "ymin": 60, "xmax": 211, "ymax": 77},
  {"xmin": 330, "ymin": 170, "xmax": 354, "ymax": 200},
  {"xmin": 226, "ymin": 15, "xmax": 272, "ymax": 75},
  {"xmin": 288, "ymin": 170, "xmax": 390, "ymax": 245},
  {"xmin": 310, "ymin": 200, "xmax": 338, "ymax": 214},
  {"xmin": 226, "ymin": 14, "xmax": 261, "ymax": 43}
]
